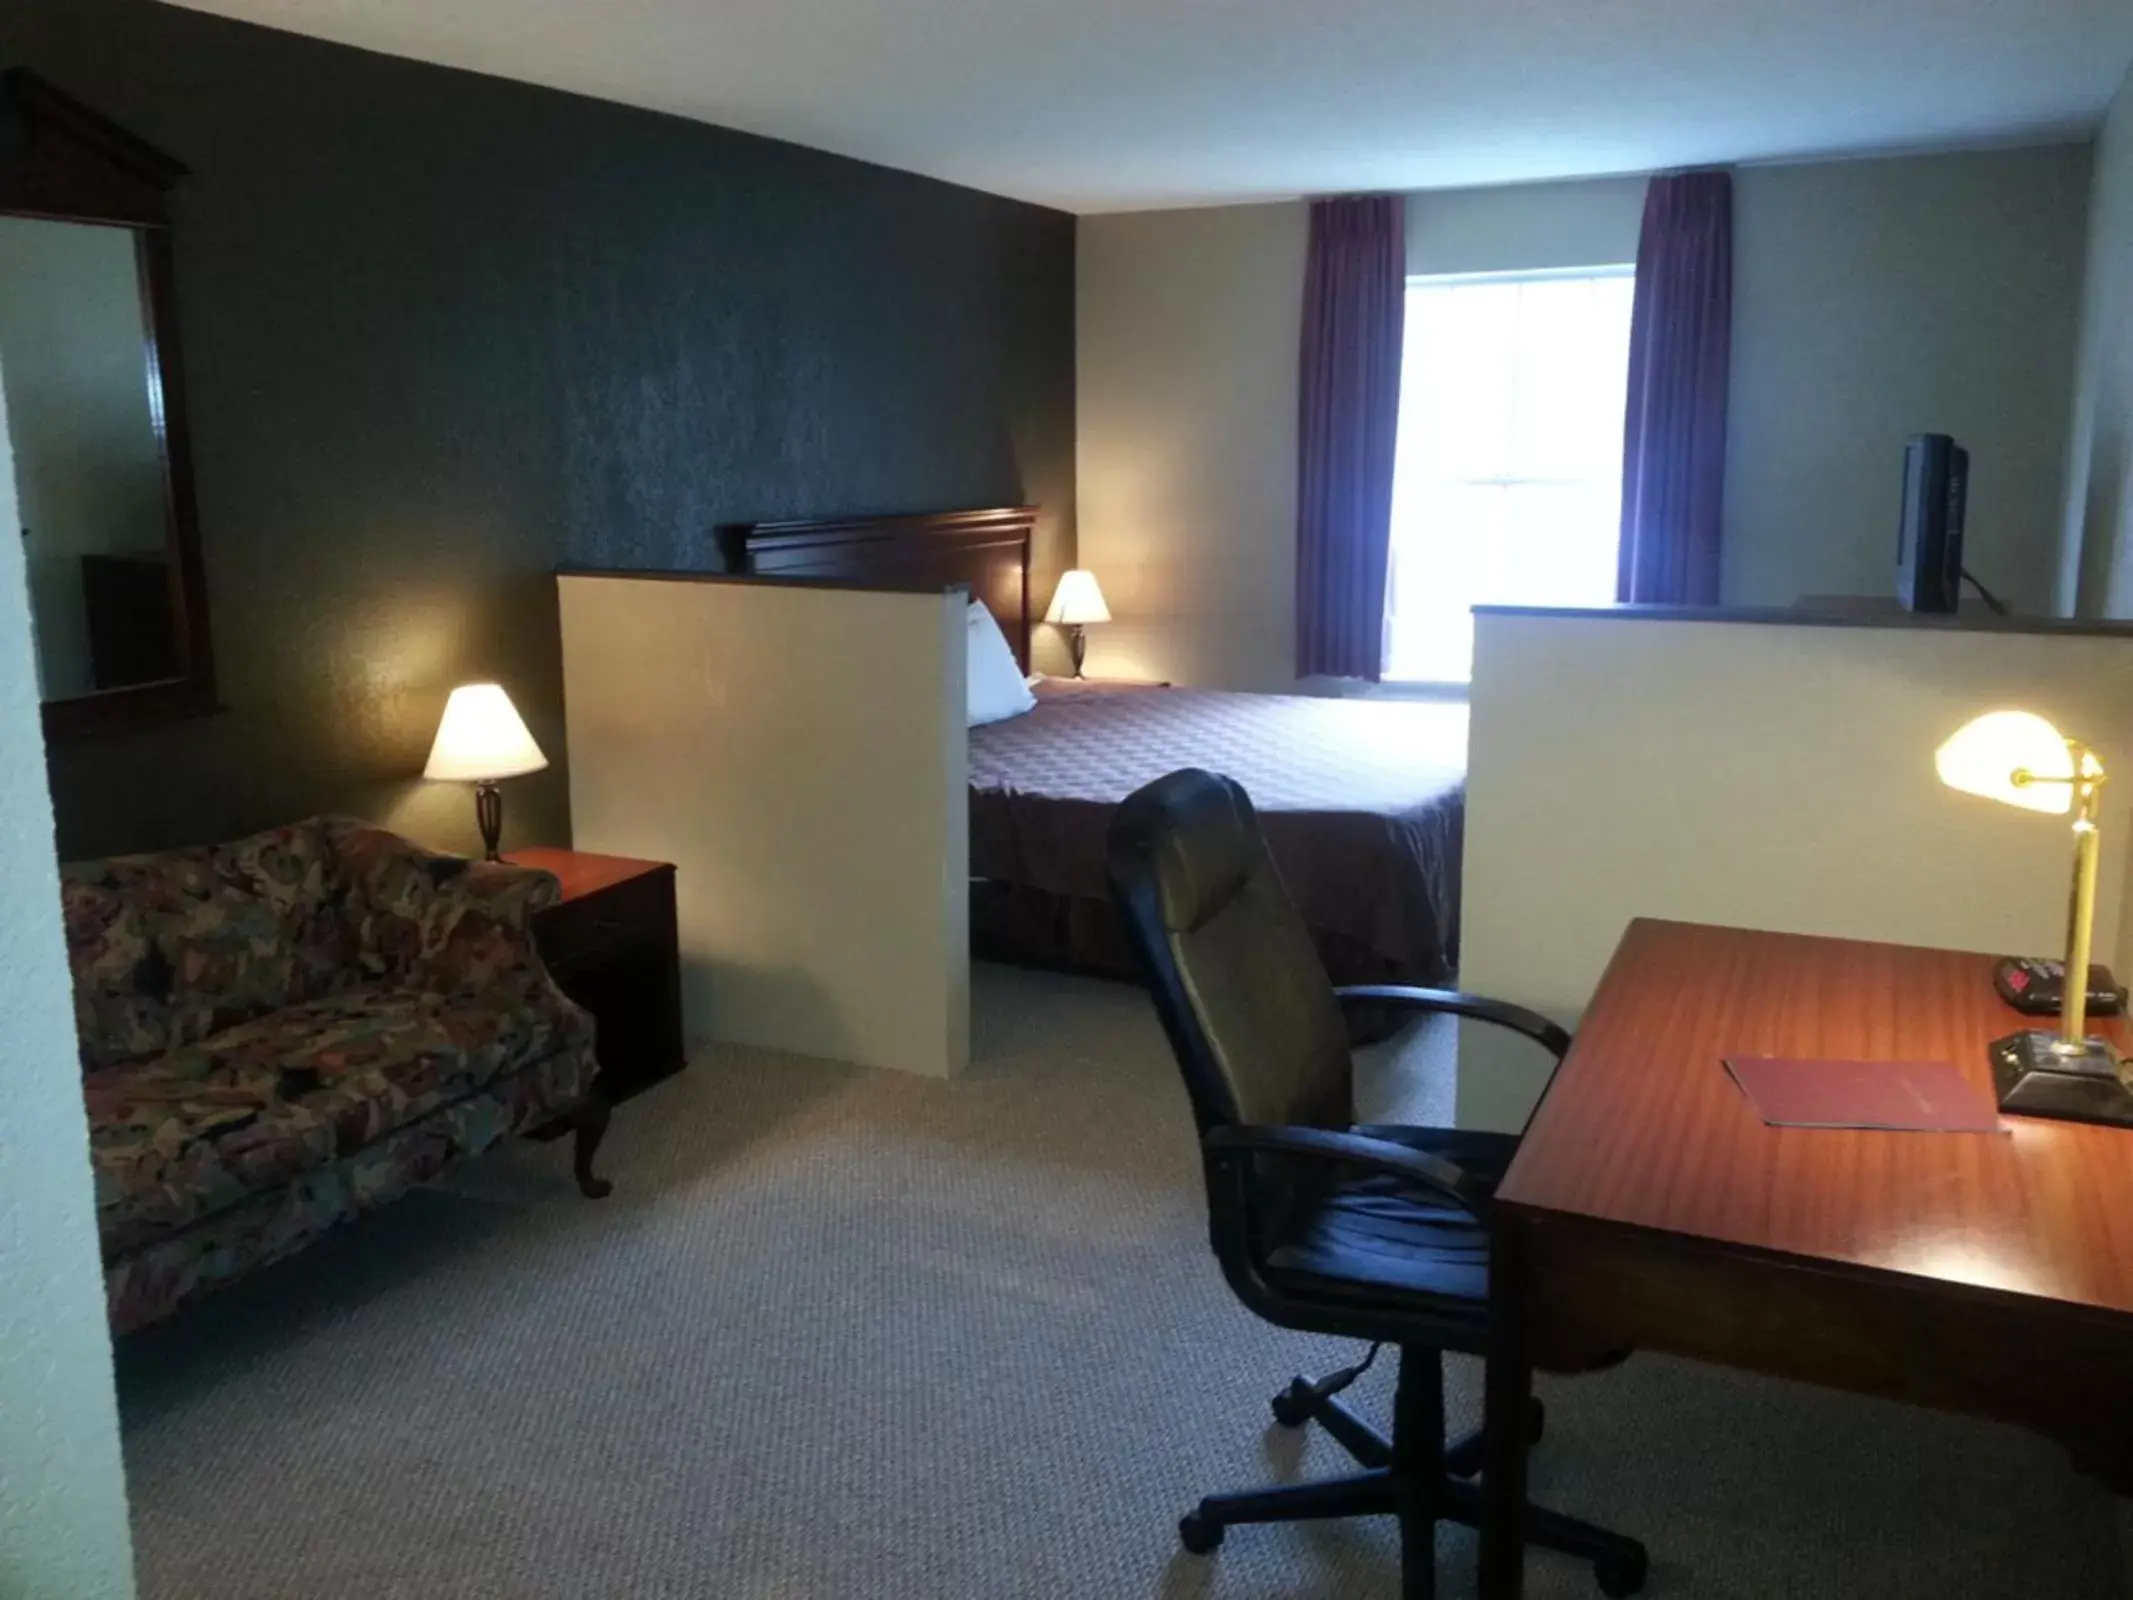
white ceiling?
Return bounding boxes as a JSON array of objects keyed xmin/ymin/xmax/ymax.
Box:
[{"xmin": 166, "ymin": 0, "xmax": 2133, "ymax": 214}]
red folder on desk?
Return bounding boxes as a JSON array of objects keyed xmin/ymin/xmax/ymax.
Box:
[{"xmin": 1723, "ymin": 1057, "xmax": 2006, "ymax": 1133}]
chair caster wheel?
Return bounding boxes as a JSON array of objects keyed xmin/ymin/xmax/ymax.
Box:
[
  {"xmin": 1178, "ymin": 1511, "xmax": 1224, "ymax": 1555},
  {"xmin": 1595, "ymin": 1548, "xmax": 1647, "ymax": 1597},
  {"xmin": 1529, "ymin": 1397, "xmax": 1546, "ymax": 1444},
  {"xmin": 1270, "ymin": 1379, "xmax": 1314, "ymax": 1428}
]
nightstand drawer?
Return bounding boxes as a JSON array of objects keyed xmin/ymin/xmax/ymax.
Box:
[{"xmin": 534, "ymin": 868, "xmax": 673, "ymax": 975}]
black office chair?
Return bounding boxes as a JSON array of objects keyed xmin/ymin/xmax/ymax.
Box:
[{"xmin": 1107, "ymin": 768, "xmax": 1646, "ymax": 1600}]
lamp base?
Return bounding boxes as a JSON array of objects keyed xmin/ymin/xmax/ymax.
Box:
[
  {"xmin": 474, "ymin": 780, "xmax": 504, "ymax": 862},
  {"xmin": 1989, "ymin": 1030, "xmax": 2133, "ymax": 1127},
  {"xmin": 1068, "ymin": 625, "xmax": 1087, "ymax": 679}
]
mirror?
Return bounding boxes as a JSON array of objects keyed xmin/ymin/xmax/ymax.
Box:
[
  {"xmin": 0, "ymin": 70, "xmax": 216, "ymax": 739},
  {"xmin": 2, "ymin": 218, "xmax": 181, "ymax": 698}
]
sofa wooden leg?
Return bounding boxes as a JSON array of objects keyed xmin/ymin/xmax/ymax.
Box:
[{"xmin": 572, "ymin": 1083, "xmax": 613, "ymax": 1199}]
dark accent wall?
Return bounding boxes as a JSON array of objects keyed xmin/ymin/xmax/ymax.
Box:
[{"xmin": 3, "ymin": 0, "xmax": 1076, "ymax": 860}]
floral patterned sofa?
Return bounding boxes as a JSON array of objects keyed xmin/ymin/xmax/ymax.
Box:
[{"xmin": 62, "ymin": 815, "xmax": 606, "ymax": 1333}]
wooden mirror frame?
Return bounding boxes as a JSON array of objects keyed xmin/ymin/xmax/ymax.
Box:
[{"xmin": 0, "ymin": 69, "xmax": 218, "ymax": 740}]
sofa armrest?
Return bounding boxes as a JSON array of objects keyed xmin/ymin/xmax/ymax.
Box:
[
  {"xmin": 326, "ymin": 818, "xmax": 560, "ymax": 992},
  {"xmin": 429, "ymin": 858, "xmax": 560, "ymax": 934},
  {"xmin": 413, "ymin": 859, "xmax": 562, "ymax": 993}
]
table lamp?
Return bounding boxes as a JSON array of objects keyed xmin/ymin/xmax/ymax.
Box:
[
  {"xmin": 1044, "ymin": 569, "xmax": 1111, "ymax": 678},
  {"xmin": 425, "ymin": 683, "xmax": 548, "ymax": 861},
  {"xmin": 1935, "ymin": 709, "xmax": 2132, "ymax": 1122}
]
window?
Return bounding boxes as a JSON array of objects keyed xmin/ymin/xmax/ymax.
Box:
[{"xmin": 1383, "ymin": 267, "xmax": 1636, "ymax": 684}]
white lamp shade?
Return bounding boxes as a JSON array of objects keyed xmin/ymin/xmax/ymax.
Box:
[
  {"xmin": 1935, "ymin": 710, "xmax": 2075, "ymax": 815},
  {"xmin": 424, "ymin": 683, "xmax": 548, "ymax": 782},
  {"xmin": 1044, "ymin": 569, "xmax": 1112, "ymax": 627}
]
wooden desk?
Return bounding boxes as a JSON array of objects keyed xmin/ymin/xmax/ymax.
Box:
[{"xmin": 1479, "ymin": 918, "xmax": 2133, "ymax": 1599}]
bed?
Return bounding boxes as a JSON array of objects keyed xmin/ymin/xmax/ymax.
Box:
[{"xmin": 732, "ymin": 506, "xmax": 1468, "ymax": 990}]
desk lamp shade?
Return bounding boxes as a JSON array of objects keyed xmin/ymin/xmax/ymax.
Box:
[
  {"xmin": 1936, "ymin": 708, "xmax": 2126, "ymax": 1121},
  {"xmin": 426, "ymin": 683, "xmax": 546, "ymax": 859},
  {"xmin": 1935, "ymin": 711, "xmax": 2079, "ymax": 814},
  {"xmin": 1045, "ymin": 569, "xmax": 1111, "ymax": 677}
]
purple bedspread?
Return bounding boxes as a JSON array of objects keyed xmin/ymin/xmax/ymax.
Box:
[{"xmin": 968, "ymin": 681, "xmax": 1468, "ymax": 984}]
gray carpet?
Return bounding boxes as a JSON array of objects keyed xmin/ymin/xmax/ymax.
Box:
[{"xmin": 117, "ymin": 963, "xmax": 2124, "ymax": 1599}]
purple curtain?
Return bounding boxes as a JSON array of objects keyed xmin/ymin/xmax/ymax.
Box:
[
  {"xmin": 1296, "ymin": 194, "xmax": 1405, "ymax": 680},
  {"xmin": 1618, "ymin": 171, "xmax": 1733, "ymax": 605}
]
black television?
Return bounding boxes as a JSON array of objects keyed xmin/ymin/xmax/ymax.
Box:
[{"xmin": 1896, "ymin": 433, "xmax": 1968, "ymax": 613}]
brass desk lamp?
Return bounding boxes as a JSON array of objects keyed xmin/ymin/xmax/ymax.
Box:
[{"xmin": 1937, "ymin": 710, "xmax": 2132, "ymax": 1123}]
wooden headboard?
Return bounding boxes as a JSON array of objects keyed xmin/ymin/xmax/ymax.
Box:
[{"xmin": 728, "ymin": 506, "xmax": 1036, "ymax": 671}]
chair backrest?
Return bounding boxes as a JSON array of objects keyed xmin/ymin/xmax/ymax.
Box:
[{"xmin": 1107, "ymin": 768, "xmax": 1352, "ymax": 1134}]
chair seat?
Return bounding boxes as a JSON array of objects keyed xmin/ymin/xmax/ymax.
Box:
[
  {"xmin": 1259, "ymin": 1126, "xmax": 1519, "ymax": 1333},
  {"xmin": 85, "ymin": 983, "xmax": 589, "ymax": 1254}
]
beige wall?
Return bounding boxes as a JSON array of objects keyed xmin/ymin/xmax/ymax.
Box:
[
  {"xmin": 558, "ymin": 575, "xmax": 970, "ymax": 1079},
  {"xmin": 2065, "ymin": 66, "xmax": 2133, "ymax": 617},
  {"xmin": 1076, "ymin": 202, "xmax": 1307, "ymax": 690},
  {"xmin": 1076, "ymin": 148, "xmax": 2094, "ymax": 690},
  {"xmin": 0, "ymin": 365, "xmax": 137, "ymax": 1596},
  {"xmin": 1458, "ymin": 609, "xmax": 2133, "ymax": 1132},
  {"xmin": 1725, "ymin": 145, "xmax": 2092, "ymax": 614},
  {"xmin": 1407, "ymin": 174, "xmax": 1644, "ymax": 277}
]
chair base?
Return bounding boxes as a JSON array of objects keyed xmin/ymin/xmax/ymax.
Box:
[
  {"xmin": 1181, "ymin": 1352, "xmax": 1647, "ymax": 1600},
  {"xmin": 1271, "ymin": 1372, "xmax": 1545, "ymax": 1475}
]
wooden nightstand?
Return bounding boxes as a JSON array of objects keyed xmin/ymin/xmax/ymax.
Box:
[{"xmin": 506, "ymin": 847, "xmax": 685, "ymax": 1105}]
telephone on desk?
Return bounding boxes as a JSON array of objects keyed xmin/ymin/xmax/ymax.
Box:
[{"xmin": 1993, "ymin": 957, "xmax": 2127, "ymax": 1018}]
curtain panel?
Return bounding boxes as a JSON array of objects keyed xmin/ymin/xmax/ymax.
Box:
[
  {"xmin": 1618, "ymin": 170, "xmax": 1734, "ymax": 606},
  {"xmin": 1296, "ymin": 194, "xmax": 1406, "ymax": 680}
]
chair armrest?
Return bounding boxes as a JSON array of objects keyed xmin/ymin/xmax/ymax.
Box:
[
  {"xmin": 1201, "ymin": 1123, "xmax": 1488, "ymax": 1215},
  {"xmin": 1335, "ymin": 985, "xmax": 1571, "ymax": 1061}
]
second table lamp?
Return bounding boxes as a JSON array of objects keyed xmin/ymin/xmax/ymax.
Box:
[{"xmin": 425, "ymin": 682, "xmax": 548, "ymax": 861}]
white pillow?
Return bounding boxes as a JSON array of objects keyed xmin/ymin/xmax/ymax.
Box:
[{"xmin": 966, "ymin": 601, "xmax": 1036, "ymax": 726}]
